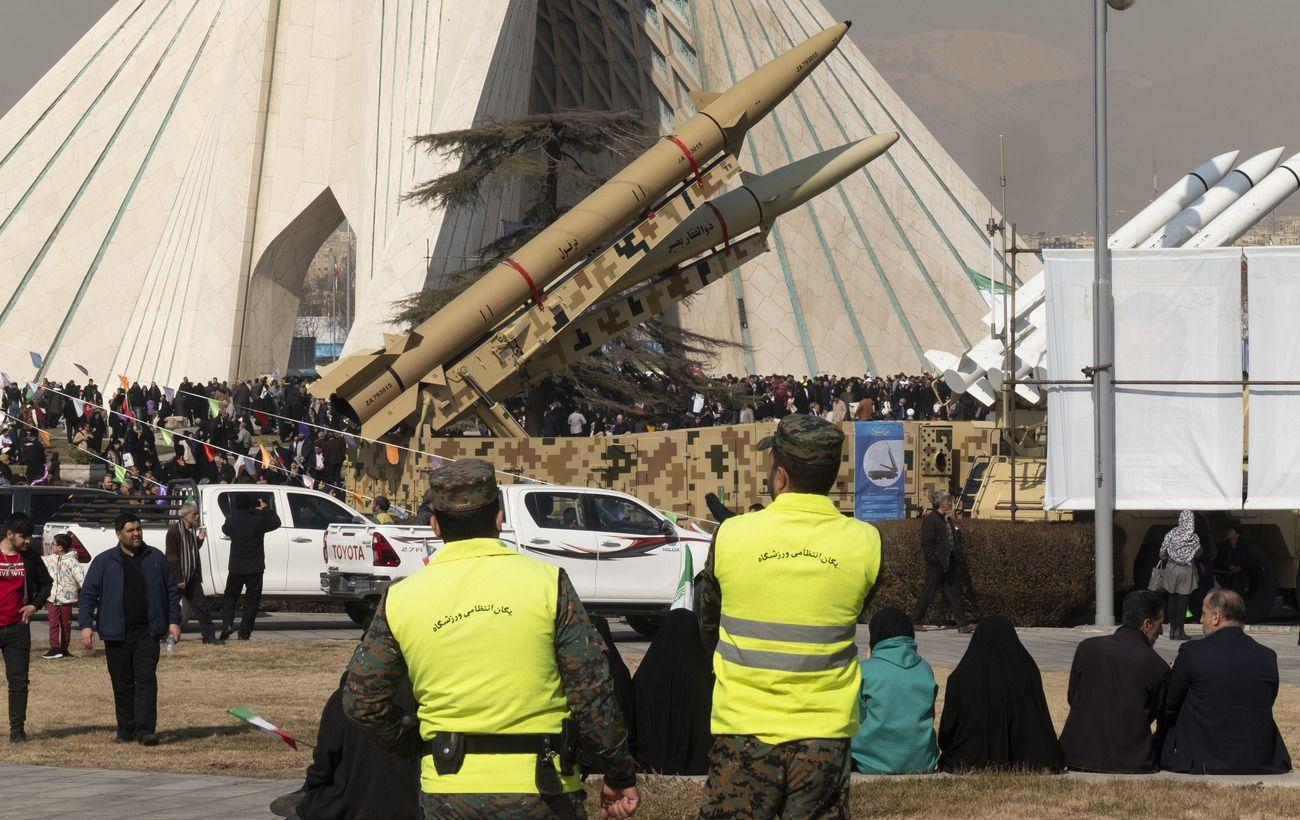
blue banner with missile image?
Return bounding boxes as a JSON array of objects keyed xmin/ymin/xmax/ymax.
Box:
[{"xmin": 854, "ymin": 421, "xmax": 905, "ymax": 521}]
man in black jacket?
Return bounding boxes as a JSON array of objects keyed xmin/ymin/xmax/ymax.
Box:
[
  {"xmin": 79, "ymin": 512, "xmax": 182, "ymax": 746},
  {"xmin": 910, "ymin": 490, "xmax": 972, "ymax": 632},
  {"xmin": 1059, "ymin": 590, "xmax": 1169, "ymax": 772},
  {"xmin": 220, "ymin": 494, "xmax": 281, "ymax": 641},
  {"xmin": 0, "ymin": 513, "xmax": 52, "ymax": 743},
  {"xmin": 1161, "ymin": 589, "xmax": 1291, "ymax": 774}
]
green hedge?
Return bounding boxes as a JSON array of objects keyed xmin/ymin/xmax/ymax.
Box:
[{"xmin": 867, "ymin": 519, "xmax": 1114, "ymax": 628}]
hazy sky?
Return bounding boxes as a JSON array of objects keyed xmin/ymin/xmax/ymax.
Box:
[
  {"xmin": 0, "ymin": 1, "xmax": 115, "ymax": 116},
  {"xmin": 4, "ymin": 1, "xmax": 1298, "ymax": 231}
]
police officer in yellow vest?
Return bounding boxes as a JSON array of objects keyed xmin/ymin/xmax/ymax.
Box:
[
  {"xmin": 343, "ymin": 459, "xmax": 640, "ymax": 819},
  {"xmin": 696, "ymin": 415, "xmax": 881, "ymax": 819}
]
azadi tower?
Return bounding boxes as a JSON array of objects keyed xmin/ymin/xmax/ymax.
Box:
[{"xmin": 0, "ymin": 0, "xmax": 1010, "ymax": 384}]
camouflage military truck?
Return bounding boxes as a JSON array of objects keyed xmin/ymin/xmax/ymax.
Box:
[{"xmin": 349, "ymin": 415, "xmax": 1296, "ymax": 624}]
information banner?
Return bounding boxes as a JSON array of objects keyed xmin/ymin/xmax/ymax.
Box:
[{"xmin": 854, "ymin": 421, "xmax": 905, "ymax": 521}]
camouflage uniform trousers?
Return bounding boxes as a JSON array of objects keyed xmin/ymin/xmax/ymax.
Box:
[
  {"xmin": 419, "ymin": 790, "xmax": 586, "ymax": 819},
  {"xmin": 698, "ymin": 735, "xmax": 851, "ymax": 819}
]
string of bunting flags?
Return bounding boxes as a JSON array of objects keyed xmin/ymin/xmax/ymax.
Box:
[
  {"xmin": 38, "ymin": 385, "xmax": 378, "ymax": 506},
  {"xmin": 1, "ymin": 342, "xmax": 721, "ymax": 525}
]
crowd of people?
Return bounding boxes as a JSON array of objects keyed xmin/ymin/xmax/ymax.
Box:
[
  {"xmin": 1, "ymin": 375, "xmax": 353, "ymax": 495},
  {"xmin": 533, "ymin": 371, "xmax": 989, "ymax": 437}
]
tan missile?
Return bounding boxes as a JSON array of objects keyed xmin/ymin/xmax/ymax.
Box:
[
  {"xmin": 314, "ymin": 21, "xmax": 853, "ymax": 433},
  {"xmin": 614, "ymin": 133, "xmax": 898, "ymax": 290}
]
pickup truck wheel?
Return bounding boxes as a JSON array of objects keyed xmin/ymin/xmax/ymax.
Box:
[
  {"xmin": 345, "ymin": 601, "xmax": 375, "ymax": 629},
  {"xmin": 625, "ymin": 616, "xmax": 662, "ymax": 639}
]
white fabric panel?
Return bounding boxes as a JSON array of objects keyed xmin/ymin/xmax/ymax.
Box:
[
  {"xmin": 1245, "ymin": 248, "xmax": 1300, "ymax": 508},
  {"xmin": 1045, "ymin": 249, "xmax": 1243, "ymax": 510}
]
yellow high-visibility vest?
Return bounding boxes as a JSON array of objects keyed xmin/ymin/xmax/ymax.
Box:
[
  {"xmin": 711, "ymin": 493, "xmax": 881, "ymax": 743},
  {"xmin": 385, "ymin": 537, "xmax": 579, "ymax": 794}
]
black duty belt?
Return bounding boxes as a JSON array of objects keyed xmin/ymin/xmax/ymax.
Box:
[
  {"xmin": 422, "ymin": 724, "xmax": 577, "ymax": 795},
  {"xmin": 422, "ymin": 732, "xmax": 563, "ymax": 758}
]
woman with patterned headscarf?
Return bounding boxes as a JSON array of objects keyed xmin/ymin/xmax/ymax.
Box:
[{"xmin": 1152, "ymin": 509, "xmax": 1201, "ymax": 641}]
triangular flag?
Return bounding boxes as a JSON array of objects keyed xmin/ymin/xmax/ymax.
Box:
[
  {"xmin": 385, "ymin": 443, "xmax": 400, "ymax": 465},
  {"xmin": 72, "ymin": 398, "xmax": 85, "ymax": 417},
  {"xmin": 227, "ymin": 707, "xmax": 300, "ymax": 750},
  {"xmin": 122, "ymin": 403, "xmax": 135, "ymax": 422},
  {"xmin": 208, "ymin": 398, "xmax": 220, "ymax": 419},
  {"xmin": 260, "ymin": 444, "xmax": 273, "ymax": 469},
  {"xmin": 160, "ymin": 428, "xmax": 173, "ymax": 446},
  {"xmin": 242, "ymin": 455, "xmax": 257, "ymax": 475},
  {"xmin": 163, "ymin": 387, "xmax": 175, "ymax": 402},
  {"xmin": 204, "ymin": 443, "xmax": 216, "ymax": 462},
  {"xmin": 118, "ymin": 374, "xmax": 130, "ymax": 390},
  {"xmin": 0, "ymin": 373, "xmax": 10, "ymax": 387},
  {"xmin": 74, "ymin": 362, "xmax": 89, "ymax": 376},
  {"xmin": 38, "ymin": 429, "xmax": 51, "ymax": 447},
  {"xmin": 113, "ymin": 465, "xmax": 127, "ymax": 484},
  {"xmin": 29, "ymin": 351, "xmax": 42, "ymax": 369}
]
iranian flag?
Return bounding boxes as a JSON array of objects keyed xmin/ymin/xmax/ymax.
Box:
[
  {"xmin": 671, "ymin": 544, "xmax": 694, "ymax": 611},
  {"xmin": 228, "ymin": 707, "xmax": 302, "ymax": 750}
]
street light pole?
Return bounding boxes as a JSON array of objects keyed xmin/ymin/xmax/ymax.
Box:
[{"xmin": 1093, "ymin": 0, "xmax": 1132, "ymax": 627}]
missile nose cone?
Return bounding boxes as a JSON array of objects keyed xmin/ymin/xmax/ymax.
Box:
[
  {"xmin": 883, "ymin": 131, "xmax": 901, "ymax": 148},
  {"xmin": 842, "ymin": 20, "xmax": 853, "ymax": 30}
]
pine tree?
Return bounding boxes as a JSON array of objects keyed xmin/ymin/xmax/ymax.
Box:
[{"xmin": 396, "ymin": 110, "xmax": 741, "ymax": 433}]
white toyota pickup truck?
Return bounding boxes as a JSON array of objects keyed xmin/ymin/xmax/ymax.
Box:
[
  {"xmin": 321, "ymin": 484, "xmax": 712, "ymax": 635},
  {"xmin": 43, "ymin": 481, "xmax": 371, "ymax": 625}
]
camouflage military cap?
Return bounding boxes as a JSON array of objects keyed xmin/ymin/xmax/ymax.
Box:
[
  {"xmin": 427, "ymin": 458, "xmax": 498, "ymax": 512},
  {"xmin": 757, "ymin": 414, "xmax": 843, "ymax": 464}
]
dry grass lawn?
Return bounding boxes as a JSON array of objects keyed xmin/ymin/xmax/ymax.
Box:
[
  {"xmin": 7, "ymin": 639, "xmax": 355, "ymax": 779},
  {"xmin": 4, "ymin": 639, "xmax": 1300, "ymax": 818}
]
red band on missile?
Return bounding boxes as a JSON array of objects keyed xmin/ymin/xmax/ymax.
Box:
[
  {"xmin": 666, "ymin": 135, "xmax": 703, "ymax": 187},
  {"xmin": 704, "ymin": 201, "xmax": 732, "ymax": 256},
  {"xmin": 503, "ymin": 258, "xmax": 545, "ymax": 308}
]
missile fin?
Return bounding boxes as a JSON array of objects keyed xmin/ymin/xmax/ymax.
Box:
[
  {"xmin": 307, "ymin": 350, "xmax": 388, "ymax": 399},
  {"xmin": 383, "ymin": 331, "xmax": 422, "ymax": 354},
  {"xmin": 688, "ymin": 90, "xmax": 722, "ymax": 109},
  {"xmin": 739, "ymin": 170, "xmax": 758, "ymax": 186}
]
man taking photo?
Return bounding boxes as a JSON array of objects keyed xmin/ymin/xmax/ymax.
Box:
[{"xmin": 80, "ymin": 512, "xmax": 182, "ymax": 746}]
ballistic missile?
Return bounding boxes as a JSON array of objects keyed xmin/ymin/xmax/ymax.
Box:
[
  {"xmin": 1139, "ymin": 147, "xmax": 1284, "ymax": 248},
  {"xmin": 616, "ymin": 133, "xmax": 899, "ymax": 287},
  {"xmin": 1186, "ymin": 152, "xmax": 1300, "ymax": 248},
  {"xmin": 1108, "ymin": 150, "xmax": 1239, "ymax": 249},
  {"xmin": 313, "ymin": 21, "xmax": 853, "ymax": 435}
]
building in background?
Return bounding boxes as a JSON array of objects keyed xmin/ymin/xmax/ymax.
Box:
[{"xmin": 0, "ymin": 0, "xmax": 1013, "ymax": 384}]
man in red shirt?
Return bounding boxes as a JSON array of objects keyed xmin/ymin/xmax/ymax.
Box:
[{"xmin": 1, "ymin": 513, "xmax": 52, "ymax": 743}]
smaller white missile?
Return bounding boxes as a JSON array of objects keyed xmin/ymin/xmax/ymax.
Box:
[
  {"xmin": 1187, "ymin": 152, "xmax": 1300, "ymax": 248},
  {"xmin": 618, "ymin": 133, "xmax": 900, "ymax": 287},
  {"xmin": 1108, "ymin": 150, "xmax": 1239, "ymax": 249},
  {"xmin": 980, "ymin": 270, "xmax": 1046, "ymax": 332},
  {"xmin": 925, "ymin": 349, "xmax": 960, "ymax": 378},
  {"xmin": 1140, "ymin": 147, "xmax": 1284, "ymax": 248},
  {"xmin": 943, "ymin": 337, "xmax": 1003, "ymax": 393}
]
